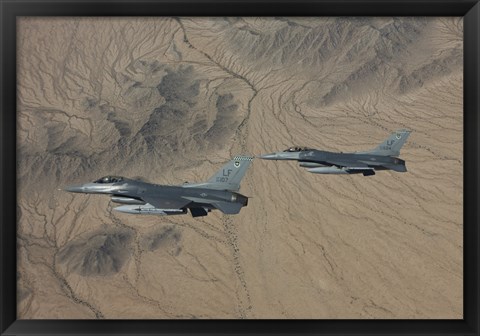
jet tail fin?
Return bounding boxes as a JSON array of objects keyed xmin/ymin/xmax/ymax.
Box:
[
  {"xmin": 357, "ymin": 129, "xmax": 411, "ymax": 157},
  {"xmin": 182, "ymin": 155, "xmax": 254, "ymax": 191}
]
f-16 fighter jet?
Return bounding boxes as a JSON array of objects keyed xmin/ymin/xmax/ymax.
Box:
[
  {"xmin": 259, "ymin": 129, "xmax": 411, "ymax": 176},
  {"xmin": 64, "ymin": 156, "xmax": 254, "ymax": 217}
]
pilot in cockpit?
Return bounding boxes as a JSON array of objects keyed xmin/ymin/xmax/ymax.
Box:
[
  {"xmin": 284, "ymin": 147, "xmax": 309, "ymax": 152},
  {"xmin": 94, "ymin": 176, "xmax": 124, "ymax": 184}
]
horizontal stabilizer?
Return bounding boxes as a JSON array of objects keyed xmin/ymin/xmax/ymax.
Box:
[
  {"xmin": 213, "ymin": 201, "xmax": 243, "ymax": 215},
  {"xmin": 382, "ymin": 164, "xmax": 407, "ymax": 172}
]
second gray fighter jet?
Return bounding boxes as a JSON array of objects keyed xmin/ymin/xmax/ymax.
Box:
[
  {"xmin": 259, "ymin": 129, "xmax": 411, "ymax": 176},
  {"xmin": 64, "ymin": 156, "xmax": 253, "ymax": 217}
]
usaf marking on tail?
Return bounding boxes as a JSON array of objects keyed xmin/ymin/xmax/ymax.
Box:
[
  {"xmin": 64, "ymin": 156, "xmax": 254, "ymax": 217},
  {"xmin": 259, "ymin": 129, "xmax": 411, "ymax": 176}
]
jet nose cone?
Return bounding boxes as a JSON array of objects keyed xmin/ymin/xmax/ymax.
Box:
[
  {"xmin": 257, "ymin": 153, "xmax": 278, "ymax": 160},
  {"xmin": 63, "ymin": 184, "xmax": 85, "ymax": 193}
]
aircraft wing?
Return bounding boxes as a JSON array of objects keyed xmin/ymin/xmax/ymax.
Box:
[
  {"xmin": 325, "ymin": 160, "xmax": 366, "ymax": 168},
  {"xmin": 322, "ymin": 159, "xmax": 375, "ymax": 175},
  {"xmin": 141, "ymin": 195, "xmax": 192, "ymax": 209},
  {"xmin": 357, "ymin": 160, "xmax": 385, "ymax": 167}
]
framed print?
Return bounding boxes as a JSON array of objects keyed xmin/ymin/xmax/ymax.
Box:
[{"xmin": 1, "ymin": 0, "xmax": 479, "ymax": 335}]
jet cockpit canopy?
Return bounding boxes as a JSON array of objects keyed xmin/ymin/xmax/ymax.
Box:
[
  {"xmin": 283, "ymin": 147, "xmax": 311, "ymax": 152},
  {"xmin": 94, "ymin": 176, "xmax": 124, "ymax": 184}
]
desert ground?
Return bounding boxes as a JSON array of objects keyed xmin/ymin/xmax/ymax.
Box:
[{"xmin": 17, "ymin": 17, "xmax": 463, "ymax": 319}]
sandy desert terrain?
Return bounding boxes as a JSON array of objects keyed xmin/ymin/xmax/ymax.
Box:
[{"xmin": 17, "ymin": 17, "xmax": 463, "ymax": 319}]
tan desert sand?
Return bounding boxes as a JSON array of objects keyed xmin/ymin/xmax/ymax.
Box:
[{"xmin": 17, "ymin": 17, "xmax": 462, "ymax": 319}]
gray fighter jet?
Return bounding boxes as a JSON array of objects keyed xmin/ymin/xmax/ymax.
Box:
[
  {"xmin": 64, "ymin": 156, "xmax": 254, "ymax": 217},
  {"xmin": 259, "ymin": 129, "xmax": 411, "ymax": 176}
]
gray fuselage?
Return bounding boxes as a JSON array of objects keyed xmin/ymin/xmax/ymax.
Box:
[
  {"xmin": 298, "ymin": 150, "xmax": 406, "ymax": 171},
  {"xmin": 64, "ymin": 155, "xmax": 254, "ymax": 217},
  {"xmin": 65, "ymin": 178, "xmax": 248, "ymax": 215}
]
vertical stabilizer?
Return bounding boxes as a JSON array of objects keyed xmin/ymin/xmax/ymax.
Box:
[
  {"xmin": 182, "ymin": 155, "xmax": 254, "ymax": 191},
  {"xmin": 358, "ymin": 129, "xmax": 411, "ymax": 156}
]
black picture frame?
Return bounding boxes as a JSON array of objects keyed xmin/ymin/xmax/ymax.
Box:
[{"xmin": 1, "ymin": 0, "xmax": 478, "ymax": 335}]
